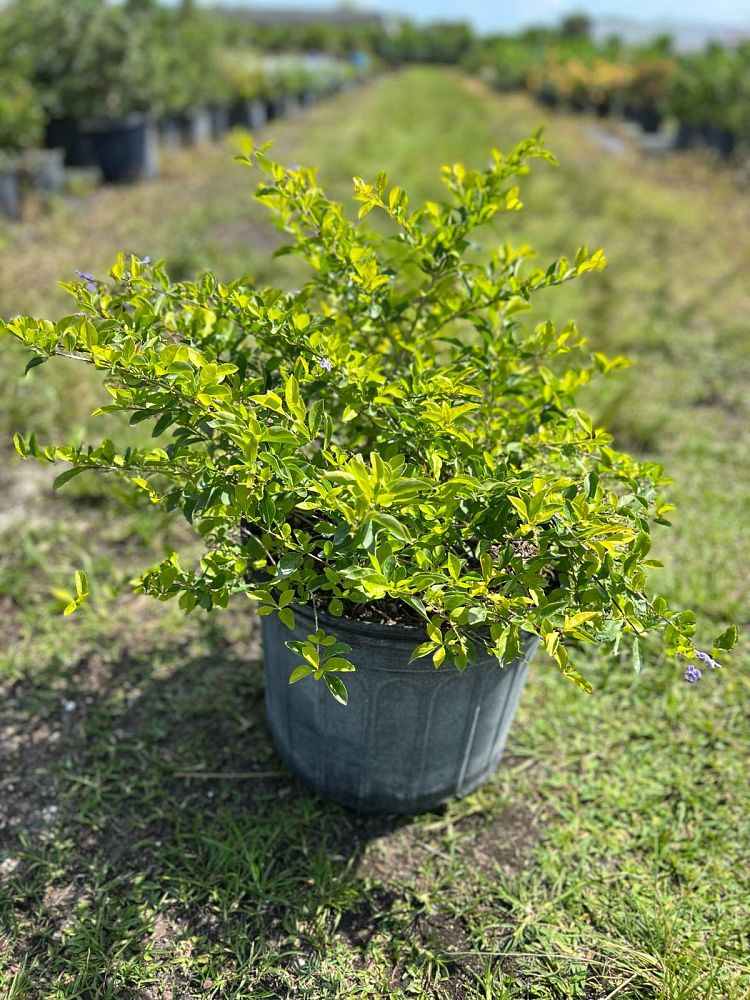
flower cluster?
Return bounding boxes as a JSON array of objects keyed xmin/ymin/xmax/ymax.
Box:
[
  {"xmin": 74, "ymin": 270, "xmax": 97, "ymax": 293},
  {"xmin": 684, "ymin": 649, "xmax": 722, "ymax": 684}
]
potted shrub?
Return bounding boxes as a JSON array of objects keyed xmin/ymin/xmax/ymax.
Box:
[
  {"xmin": 623, "ymin": 54, "xmax": 674, "ymax": 134},
  {"xmin": 1, "ymin": 0, "xmax": 96, "ymax": 168},
  {"xmin": 218, "ymin": 51, "xmax": 269, "ymax": 132},
  {"xmin": 2, "ymin": 137, "xmax": 736, "ymax": 813},
  {"xmin": 68, "ymin": 6, "xmax": 163, "ymax": 183},
  {"xmin": 0, "ymin": 74, "xmax": 45, "ymax": 219},
  {"xmin": 157, "ymin": 9, "xmax": 227, "ymax": 148}
]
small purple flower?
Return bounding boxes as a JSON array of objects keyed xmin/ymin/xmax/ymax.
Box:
[
  {"xmin": 139, "ymin": 255, "xmax": 151, "ymax": 265},
  {"xmin": 319, "ymin": 357, "xmax": 333, "ymax": 372},
  {"xmin": 683, "ymin": 665, "xmax": 702, "ymax": 684},
  {"xmin": 74, "ymin": 270, "xmax": 98, "ymax": 292},
  {"xmin": 695, "ymin": 650, "xmax": 721, "ymax": 670}
]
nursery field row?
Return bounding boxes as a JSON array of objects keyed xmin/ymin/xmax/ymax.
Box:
[{"xmin": 0, "ymin": 69, "xmax": 748, "ymax": 999}]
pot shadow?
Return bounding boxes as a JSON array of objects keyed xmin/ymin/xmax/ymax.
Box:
[{"xmin": 1, "ymin": 611, "xmax": 453, "ymax": 995}]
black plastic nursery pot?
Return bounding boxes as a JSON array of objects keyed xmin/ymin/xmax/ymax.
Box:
[
  {"xmin": 229, "ymin": 97, "xmax": 268, "ymax": 131},
  {"xmin": 83, "ymin": 114, "xmax": 160, "ymax": 184},
  {"xmin": 44, "ymin": 116, "xmax": 97, "ymax": 168},
  {"xmin": 0, "ymin": 162, "xmax": 22, "ymax": 220},
  {"xmin": 158, "ymin": 114, "xmax": 183, "ymax": 152},
  {"xmin": 705, "ymin": 125, "xmax": 736, "ymax": 159},
  {"xmin": 210, "ymin": 105, "xmax": 230, "ymax": 140},
  {"xmin": 269, "ymin": 94, "xmax": 301, "ymax": 120},
  {"xmin": 636, "ymin": 107, "xmax": 663, "ymax": 135},
  {"xmin": 180, "ymin": 107, "xmax": 213, "ymax": 146},
  {"xmin": 674, "ymin": 122, "xmax": 703, "ymax": 150},
  {"xmin": 262, "ymin": 606, "xmax": 537, "ymax": 814}
]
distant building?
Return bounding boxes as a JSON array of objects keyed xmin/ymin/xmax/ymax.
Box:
[{"xmin": 590, "ymin": 16, "xmax": 749, "ymax": 53}]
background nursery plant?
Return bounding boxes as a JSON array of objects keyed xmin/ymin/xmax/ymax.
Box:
[{"xmin": 2, "ymin": 134, "xmax": 737, "ymax": 701}]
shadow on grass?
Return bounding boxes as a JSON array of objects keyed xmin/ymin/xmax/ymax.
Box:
[{"xmin": 0, "ymin": 610, "xmax": 445, "ymax": 997}]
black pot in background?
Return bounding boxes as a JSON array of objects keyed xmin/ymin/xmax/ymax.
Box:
[
  {"xmin": 44, "ymin": 116, "xmax": 97, "ymax": 168},
  {"xmin": 0, "ymin": 161, "xmax": 22, "ymax": 220},
  {"xmin": 158, "ymin": 114, "xmax": 184, "ymax": 152},
  {"xmin": 210, "ymin": 105, "xmax": 230, "ymax": 140},
  {"xmin": 637, "ymin": 107, "xmax": 663, "ymax": 134},
  {"xmin": 705, "ymin": 125, "xmax": 736, "ymax": 158},
  {"xmin": 674, "ymin": 121, "xmax": 702, "ymax": 150},
  {"xmin": 23, "ymin": 148, "xmax": 66, "ymax": 194},
  {"xmin": 536, "ymin": 89, "xmax": 559, "ymax": 109},
  {"xmin": 270, "ymin": 93, "xmax": 301, "ymax": 120},
  {"xmin": 180, "ymin": 107, "xmax": 212, "ymax": 146},
  {"xmin": 83, "ymin": 114, "xmax": 160, "ymax": 184},
  {"xmin": 229, "ymin": 97, "xmax": 268, "ymax": 131},
  {"xmin": 262, "ymin": 605, "xmax": 538, "ymax": 814}
]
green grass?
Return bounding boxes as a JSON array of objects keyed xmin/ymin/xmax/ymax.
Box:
[{"xmin": 0, "ymin": 68, "xmax": 748, "ymax": 998}]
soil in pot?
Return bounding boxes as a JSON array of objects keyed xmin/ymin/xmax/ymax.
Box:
[{"xmin": 261, "ymin": 606, "xmax": 537, "ymax": 814}]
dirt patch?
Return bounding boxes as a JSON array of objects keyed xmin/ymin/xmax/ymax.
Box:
[
  {"xmin": 0, "ymin": 459, "xmax": 57, "ymax": 534},
  {"xmin": 459, "ymin": 799, "xmax": 544, "ymax": 878}
]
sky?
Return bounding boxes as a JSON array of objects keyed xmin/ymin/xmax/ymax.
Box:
[{"xmin": 216, "ymin": 0, "xmax": 750, "ymax": 35}]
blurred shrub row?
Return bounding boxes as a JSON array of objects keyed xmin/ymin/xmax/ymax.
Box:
[
  {"xmin": 1, "ymin": 2, "xmax": 748, "ymax": 160},
  {"xmin": 465, "ymin": 31, "xmax": 750, "ymax": 153},
  {"xmin": 0, "ymin": 0, "xmax": 368, "ymax": 155}
]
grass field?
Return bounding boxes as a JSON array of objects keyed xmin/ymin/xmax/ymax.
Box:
[{"xmin": 1, "ymin": 68, "xmax": 748, "ymax": 999}]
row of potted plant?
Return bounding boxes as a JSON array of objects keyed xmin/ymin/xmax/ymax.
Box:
[
  {"xmin": 0, "ymin": 73, "xmax": 63, "ymax": 220},
  {"xmin": 526, "ymin": 51, "xmax": 674, "ymax": 134},
  {"xmin": 0, "ymin": 0, "xmax": 369, "ymax": 213},
  {"xmin": 667, "ymin": 43, "xmax": 750, "ymax": 157},
  {"xmin": 467, "ymin": 31, "xmax": 750, "ymax": 155}
]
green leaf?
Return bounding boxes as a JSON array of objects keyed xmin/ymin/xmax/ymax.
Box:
[
  {"xmin": 53, "ymin": 466, "xmax": 86, "ymax": 490},
  {"xmin": 75, "ymin": 571, "xmax": 89, "ymax": 598},
  {"xmin": 24, "ymin": 356, "xmax": 46, "ymax": 375},
  {"xmin": 409, "ymin": 641, "xmax": 436, "ymax": 663},
  {"xmin": 321, "ymin": 656, "xmax": 356, "ymax": 673},
  {"xmin": 278, "ymin": 607, "xmax": 296, "ymax": 630},
  {"xmin": 289, "ymin": 664, "xmax": 314, "ymax": 684},
  {"xmin": 276, "ymin": 553, "xmax": 302, "ymax": 579},
  {"xmin": 713, "ymin": 625, "xmax": 738, "ymax": 652},
  {"xmin": 324, "ymin": 674, "xmax": 348, "ymax": 705}
]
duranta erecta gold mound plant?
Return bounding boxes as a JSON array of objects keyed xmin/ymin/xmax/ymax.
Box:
[{"xmin": 2, "ymin": 133, "xmax": 737, "ymax": 702}]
